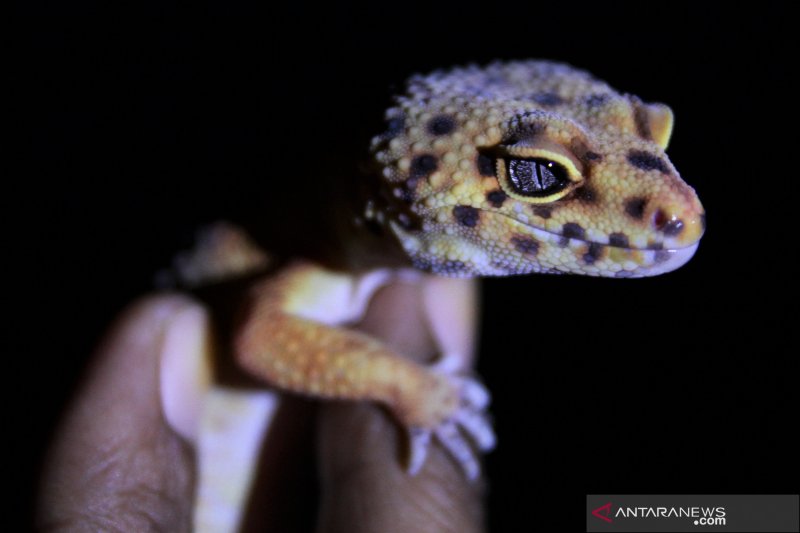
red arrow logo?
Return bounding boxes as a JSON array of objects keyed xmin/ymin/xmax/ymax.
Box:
[{"xmin": 592, "ymin": 502, "xmax": 613, "ymax": 523}]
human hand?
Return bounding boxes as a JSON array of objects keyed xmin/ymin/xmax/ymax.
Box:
[{"xmin": 37, "ymin": 282, "xmax": 486, "ymax": 532}]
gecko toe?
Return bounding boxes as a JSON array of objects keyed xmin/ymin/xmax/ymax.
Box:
[
  {"xmin": 435, "ymin": 421, "xmax": 481, "ymax": 480},
  {"xmin": 454, "ymin": 376, "xmax": 491, "ymax": 409},
  {"xmin": 455, "ymin": 409, "xmax": 496, "ymax": 451},
  {"xmin": 404, "ymin": 372, "xmax": 493, "ymax": 479}
]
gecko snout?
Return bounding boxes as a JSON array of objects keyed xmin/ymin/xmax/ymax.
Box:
[{"xmin": 651, "ymin": 202, "xmax": 705, "ymax": 248}]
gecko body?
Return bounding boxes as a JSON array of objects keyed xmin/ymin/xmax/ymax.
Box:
[{"xmin": 183, "ymin": 60, "xmax": 704, "ymax": 528}]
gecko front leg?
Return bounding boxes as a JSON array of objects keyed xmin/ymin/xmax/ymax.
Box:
[{"xmin": 234, "ymin": 261, "xmax": 495, "ymax": 479}]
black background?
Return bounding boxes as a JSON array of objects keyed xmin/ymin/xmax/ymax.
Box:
[{"xmin": 12, "ymin": 3, "xmax": 797, "ymax": 530}]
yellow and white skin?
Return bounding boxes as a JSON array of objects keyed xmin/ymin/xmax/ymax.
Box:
[{"xmin": 182, "ymin": 60, "xmax": 705, "ymax": 530}]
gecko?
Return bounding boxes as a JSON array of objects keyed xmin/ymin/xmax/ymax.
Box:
[{"xmin": 176, "ymin": 59, "xmax": 705, "ymax": 525}]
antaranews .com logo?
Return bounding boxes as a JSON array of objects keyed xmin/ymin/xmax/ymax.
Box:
[
  {"xmin": 591, "ymin": 501, "xmax": 726, "ymax": 526},
  {"xmin": 586, "ymin": 495, "xmax": 799, "ymax": 533}
]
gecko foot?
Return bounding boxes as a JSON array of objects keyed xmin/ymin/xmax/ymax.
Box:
[{"xmin": 406, "ymin": 376, "xmax": 495, "ymax": 480}]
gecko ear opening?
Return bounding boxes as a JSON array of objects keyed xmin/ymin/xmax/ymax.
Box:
[{"xmin": 643, "ymin": 102, "xmax": 674, "ymax": 149}]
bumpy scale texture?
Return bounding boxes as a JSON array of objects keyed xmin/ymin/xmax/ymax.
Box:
[
  {"xmin": 189, "ymin": 63, "xmax": 707, "ymax": 518},
  {"xmin": 369, "ymin": 60, "xmax": 705, "ymax": 278}
]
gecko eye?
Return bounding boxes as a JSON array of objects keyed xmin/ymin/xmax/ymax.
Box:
[
  {"xmin": 506, "ymin": 158, "xmax": 570, "ymax": 197},
  {"xmin": 490, "ymin": 143, "xmax": 583, "ymax": 203}
]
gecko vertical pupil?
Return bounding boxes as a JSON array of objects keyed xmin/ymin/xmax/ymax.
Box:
[{"xmin": 507, "ymin": 158, "xmax": 569, "ymax": 196}]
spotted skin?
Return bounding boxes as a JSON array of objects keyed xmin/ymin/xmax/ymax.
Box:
[
  {"xmin": 370, "ymin": 60, "xmax": 704, "ymax": 278},
  {"xmin": 189, "ymin": 62, "xmax": 705, "ymax": 505},
  {"xmin": 486, "ymin": 189, "xmax": 507, "ymax": 207}
]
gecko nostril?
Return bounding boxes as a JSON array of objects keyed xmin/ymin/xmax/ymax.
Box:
[
  {"xmin": 653, "ymin": 209, "xmax": 685, "ymax": 237},
  {"xmin": 662, "ymin": 219, "xmax": 684, "ymax": 236}
]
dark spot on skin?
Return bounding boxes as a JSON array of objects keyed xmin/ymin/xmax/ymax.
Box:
[
  {"xmin": 647, "ymin": 242, "xmax": 664, "ymax": 250},
  {"xmin": 486, "ymin": 190, "xmax": 507, "ymax": 207},
  {"xmin": 477, "ymin": 153, "xmax": 496, "ymax": 177},
  {"xmin": 583, "ymin": 243, "xmax": 604, "ymax": 264},
  {"xmin": 492, "ymin": 259, "xmax": 517, "ymax": 272},
  {"xmin": 453, "ymin": 205, "xmax": 480, "ymax": 227},
  {"xmin": 625, "ymin": 197, "xmax": 648, "ymax": 220},
  {"xmin": 400, "ymin": 176, "xmax": 419, "ymax": 203},
  {"xmin": 562, "ymin": 223, "xmax": 586, "ymax": 240},
  {"xmin": 533, "ymin": 206, "xmax": 552, "ymax": 219},
  {"xmin": 608, "ymin": 233, "xmax": 630, "ymax": 248},
  {"xmin": 531, "ymin": 92, "xmax": 563, "ymax": 106},
  {"xmin": 511, "ymin": 235, "xmax": 539, "ymax": 255},
  {"xmin": 627, "ymin": 150, "xmax": 670, "ymax": 173},
  {"xmin": 516, "ymin": 110, "xmax": 544, "ymax": 120},
  {"xmin": 410, "ymin": 154, "xmax": 438, "ymax": 179},
  {"xmin": 427, "ymin": 115, "xmax": 456, "ymax": 136},
  {"xmin": 633, "ymin": 104, "xmax": 652, "ymax": 141},
  {"xmin": 654, "ymin": 250, "xmax": 672, "ymax": 264},
  {"xmin": 586, "ymin": 94, "xmax": 611, "ymax": 107},
  {"xmin": 386, "ymin": 116, "xmax": 405, "ymax": 138},
  {"xmin": 558, "ymin": 237, "xmax": 569, "ymax": 248},
  {"xmin": 573, "ymin": 186, "xmax": 597, "ymax": 203},
  {"xmin": 570, "ymin": 139, "xmax": 603, "ymax": 166},
  {"xmin": 441, "ymin": 260, "xmax": 467, "ymax": 273},
  {"xmin": 413, "ymin": 258, "xmax": 432, "ymax": 271}
]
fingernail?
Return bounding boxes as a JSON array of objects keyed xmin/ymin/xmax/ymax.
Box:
[{"xmin": 160, "ymin": 303, "xmax": 212, "ymax": 444}]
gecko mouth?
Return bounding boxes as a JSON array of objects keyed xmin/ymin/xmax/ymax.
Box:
[
  {"xmin": 502, "ymin": 212, "xmax": 699, "ymax": 252},
  {"xmin": 500, "ymin": 213, "xmax": 701, "ymax": 275}
]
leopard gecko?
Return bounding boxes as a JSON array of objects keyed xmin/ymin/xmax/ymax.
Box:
[{"xmin": 178, "ymin": 59, "xmax": 705, "ymax": 528}]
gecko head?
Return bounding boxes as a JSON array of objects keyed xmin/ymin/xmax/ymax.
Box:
[{"xmin": 369, "ymin": 60, "xmax": 705, "ymax": 278}]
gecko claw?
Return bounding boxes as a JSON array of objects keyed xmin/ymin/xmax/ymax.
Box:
[
  {"xmin": 407, "ymin": 428, "xmax": 431, "ymax": 475},
  {"xmin": 404, "ymin": 374, "xmax": 495, "ymax": 480}
]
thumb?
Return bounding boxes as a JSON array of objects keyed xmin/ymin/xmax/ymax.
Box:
[{"xmin": 37, "ymin": 295, "xmax": 211, "ymax": 532}]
